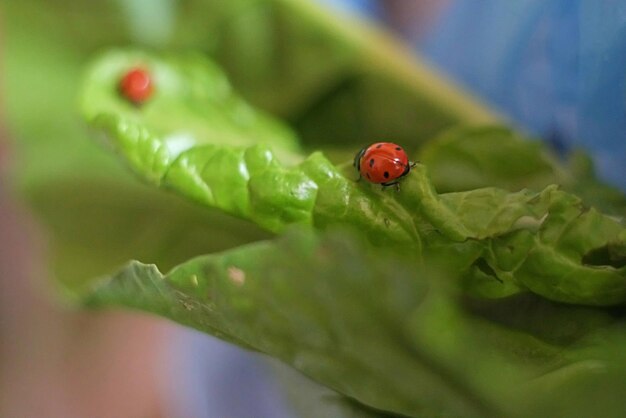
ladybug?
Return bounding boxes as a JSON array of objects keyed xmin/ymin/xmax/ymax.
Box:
[
  {"xmin": 119, "ymin": 67, "xmax": 153, "ymax": 105},
  {"xmin": 354, "ymin": 142, "xmax": 415, "ymax": 189}
]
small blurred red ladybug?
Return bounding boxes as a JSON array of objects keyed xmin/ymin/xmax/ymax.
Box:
[
  {"xmin": 119, "ymin": 67, "xmax": 153, "ymax": 105},
  {"xmin": 354, "ymin": 142, "xmax": 415, "ymax": 189}
]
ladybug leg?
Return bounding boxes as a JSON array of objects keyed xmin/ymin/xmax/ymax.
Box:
[{"xmin": 381, "ymin": 180, "xmax": 400, "ymax": 191}]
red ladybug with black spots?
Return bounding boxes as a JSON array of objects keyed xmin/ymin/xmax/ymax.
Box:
[{"xmin": 354, "ymin": 142, "xmax": 416, "ymax": 189}]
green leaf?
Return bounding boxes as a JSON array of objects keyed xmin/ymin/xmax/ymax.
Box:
[
  {"xmin": 80, "ymin": 50, "xmax": 420, "ymax": 248},
  {"xmin": 84, "ymin": 228, "xmax": 626, "ymax": 417},
  {"xmin": 81, "ymin": 50, "xmax": 626, "ymax": 306},
  {"xmin": 82, "ymin": 229, "xmax": 539, "ymax": 417},
  {"xmin": 509, "ymin": 191, "xmax": 626, "ymax": 305},
  {"xmin": 415, "ymin": 181, "xmax": 626, "ymax": 305},
  {"xmin": 419, "ymin": 126, "xmax": 564, "ymax": 193},
  {"xmin": 81, "ymin": 50, "xmax": 303, "ymax": 178},
  {"xmin": 420, "ymin": 126, "xmax": 626, "ymax": 217}
]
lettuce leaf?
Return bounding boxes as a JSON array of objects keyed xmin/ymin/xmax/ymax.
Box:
[
  {"xmin": 420, "ymin": 126, "xmax": 626, "ymax": 217},
  {"xmin": 84, "ymin": 228, "xmax": 625, "ymax": 418},
  {"xmin": 80, "ymin": 50, "xmax": 626, "ymax": 306},
  {"xmin": 80, "ymin": 229, "xmax": 541, "ymax": 417}
]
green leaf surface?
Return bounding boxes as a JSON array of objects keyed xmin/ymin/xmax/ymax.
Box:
[
  {"xmin": 419, "ymin": 126, "xmax": 564, "ymax": 193},
  {"xmin": 81, "ymin": 230, "xmax": 525, "ymax": 417},
  {"xmin": 84, "ymin": 229, "xmax": 626, "ymax": 418},
  {"xmin": 80, "ymin": 50, "xmax": 420, "ymax": 247},
  {"xmin": 422, "ymin": 184, "xmax": 626, "ymax": 305},
  {"xmin": 420, "ymin": 126, "xmax": 626, "ymax": 217},
  {"xmin": 81, "ymin": 49, "xmax": 626, "ymax": 306}
]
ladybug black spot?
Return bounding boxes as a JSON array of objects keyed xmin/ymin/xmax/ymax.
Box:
[
  {"xmin": 395, "ymin": 147, "xmax": 402, "ymax": 151},
  {"xmin": 376, "ymin": 144, "xmax": 382, "ymax": 148},
  {"xmin": 383, "ymin": 171, "xmax": 390, "ymax": 179},
  {"xmin": 369, "ymin": 158, "xmax": 375, "ymax": 167}
]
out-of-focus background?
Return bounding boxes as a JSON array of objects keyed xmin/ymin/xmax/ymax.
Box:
[{"xmin": 1, "ymin": 0, "xmax": 624, "ymax": 417}]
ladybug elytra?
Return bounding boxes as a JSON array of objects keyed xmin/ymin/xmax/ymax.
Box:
[{"xmin": 354, "ymin": 142, "xmax": 415, "ymax": 189}]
